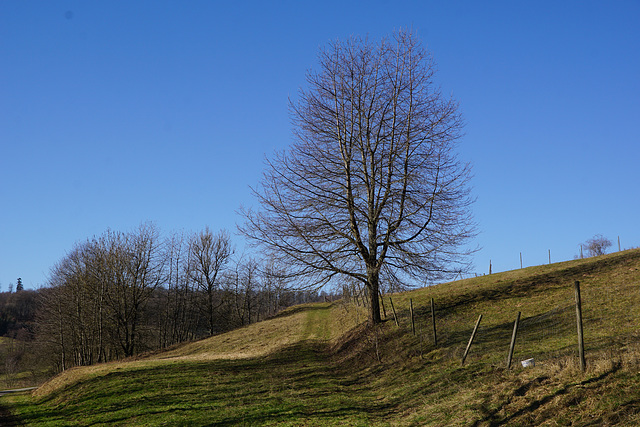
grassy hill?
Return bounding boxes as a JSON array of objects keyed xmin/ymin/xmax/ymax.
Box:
[{"xmin": 5, "ymin": 249, "xmax": 640, "ymax": 425}]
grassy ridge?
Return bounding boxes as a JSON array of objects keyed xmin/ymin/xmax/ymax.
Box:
[
  {"xmin": 11, "ymin": 304, "xmax": 378, "ymax": 426},
  {"xmin": 6, "ymin": 249, "xmax": 640, "ymax": 425}
]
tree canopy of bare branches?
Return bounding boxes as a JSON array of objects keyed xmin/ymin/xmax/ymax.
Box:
[
  {"xmin": 35, "ymin": 223, "xmax": 326, "ymax": 373},
  {"xmin": 240, "ymin": 30, "xmax": 475, "ymax": 324},
  {"xmin": 583, "ymin": 234, "xmax": 612, "ymax": 257},
  {"xmin": 189, "ymin": 228, "xmax": 233, "ymax": 335}
]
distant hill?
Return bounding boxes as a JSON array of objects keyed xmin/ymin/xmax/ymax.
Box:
[{"xmin": 6, "ymin": 249, "xmax": 640, "ymax": 426}]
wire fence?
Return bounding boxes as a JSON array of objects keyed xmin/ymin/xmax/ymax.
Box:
[
  {"xmin": 369, "ymin": 250, "xmax": 640, "ymax": 371},
  {"xmin": 473, "ymin": 238, "xmax": 638, "ymax": 278}
]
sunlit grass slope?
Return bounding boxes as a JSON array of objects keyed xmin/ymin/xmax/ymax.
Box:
[{"xmin": 8, "ymin": 249, "xmax": 640, "ymax": 426}]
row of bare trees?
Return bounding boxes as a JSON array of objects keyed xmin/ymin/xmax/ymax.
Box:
[{"xmin": 35, "ymin": 223, "xmax": 326, "ymax": 373}]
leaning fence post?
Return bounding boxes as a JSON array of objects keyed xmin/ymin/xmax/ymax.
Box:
[
  {"xmin": 462, "ymin": 314, "xmax": 482, "ymax": 366},
  {"xmin": 389, "ymin": 296, "xmax": 399, "ymax": 327},
  {"xmin": 430, "ymin": 298, "xmax": 437, "ymax": 347},
  {"xmin": 506, "ymin": 311, "xmax": 521, "ymax": 370},
  {"xmin": 379, "ymin": 291, "xmax": 387, "ymax": 319},
  {"xmin": 574, "ymin": 281, "xmax": 586, "ymax": 372},
  {"xmin": 410, "ymin": 299, "xmax": 416, "ymax": 335}
]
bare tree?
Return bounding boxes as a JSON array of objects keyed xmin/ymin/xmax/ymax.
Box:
[
  {"xmin": 161, "ymin": 232, "xmax": 200, "ymax": 346},
  {"xmin": 99, "ymin": 223, "xmax": 164, "ymax": 357},
  {"xmin": 37, "ymin": 225, "xmax": 188, "ymax": 370},
  {"xmin": 240, "ymin": 30, "xmax": 475, "ymax": 324},
  {"xmin": 37, "ymin": 239, "xmax": 108, "ymax": 369},
  {"xmin": 190, "ymin": 228, "xmax": 233, "ymax": 335},
  {"xmin": 225, "ymin": 256, "xmax": 261, "ymax": 327},
  {"xmin": 583, "ymin": 234, "xmax": 612, "ymax": 257},
  {"xmin": 260, "ymin": 259, "xmax": 292, "ymax": 317}
]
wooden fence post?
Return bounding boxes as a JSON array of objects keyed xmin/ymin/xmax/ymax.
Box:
[
  {"xmin": 574, "ymin": 281, "xmax": 586, "ymax": 372},
  {"xmin": 506, "ymin": 311, "xmax": 521, "ymax": 370},
  {"xmin": 389, "ymin": 297, "xmax": 399, "ymax": 327},
  {"xmin": 520, "ymin": 252, "xmax": 523, "ymax": 269},
  {"xmin": 462, "ymin": 314, "xmax": 482, "ymax": 366},
  {"xmin": 410, "ymin": 299, "xmax": 416, "ymax": 335},
  {"xmin": 430, "ymin": 298, "xmax": 438, "ymax": 347},
  {"xmin": 379, "ymin": 291, "xmax": 387, "ymax": 319}
]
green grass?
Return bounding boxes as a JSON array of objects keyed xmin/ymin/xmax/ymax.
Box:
[
  {"xmin": 5, "ymin": 249, "xmax": 640, "ymax": 425},
  {"xmin": 11, "ymin": 348, "xmax": 383, "ymax": 426}
]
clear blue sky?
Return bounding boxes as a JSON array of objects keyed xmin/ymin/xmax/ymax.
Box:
[{"xmin": 1, "ymin": 1, "xmax": 639, "ymax": 290}]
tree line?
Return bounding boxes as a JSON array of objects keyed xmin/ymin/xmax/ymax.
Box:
[{"xmin": 4, "ymin": 223, "xmax": 331, "ymax": 375}]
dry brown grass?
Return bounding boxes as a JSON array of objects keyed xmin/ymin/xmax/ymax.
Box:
[{"xmin": 159, "ymin": 309, "xmax": 308, "ymax": 361}]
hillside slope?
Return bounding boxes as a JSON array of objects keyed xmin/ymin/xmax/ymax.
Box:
[{"xmin": 7, "ymin": 249, "xmax": 640, "ymax": 425}]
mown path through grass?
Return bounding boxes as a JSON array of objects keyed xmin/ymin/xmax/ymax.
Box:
[{"xmin": 300, "ymin": 304, "xmax": 331, "ymax": 341}]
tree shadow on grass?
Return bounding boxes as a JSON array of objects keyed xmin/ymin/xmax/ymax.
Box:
[
  {"xmin": 471, "ymin": 363, "xmax": 621, "ymax": 426},
  {"xmin": 0, "ymin": 402, "xmax": 20, "ymax": 427}
]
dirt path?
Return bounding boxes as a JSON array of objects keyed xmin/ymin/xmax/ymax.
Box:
[{"xmin": 0, "ymin": 387, "xmax": 37, "ymax": 397}]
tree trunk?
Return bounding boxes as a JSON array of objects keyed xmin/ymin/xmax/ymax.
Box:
[
  {"xmin": 208, "ymin": 289, "xmax": 215, "ymax": 335},
  {"xmin": 367, "ymin": 269, "xmax": 382, "ymax": 324}
]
